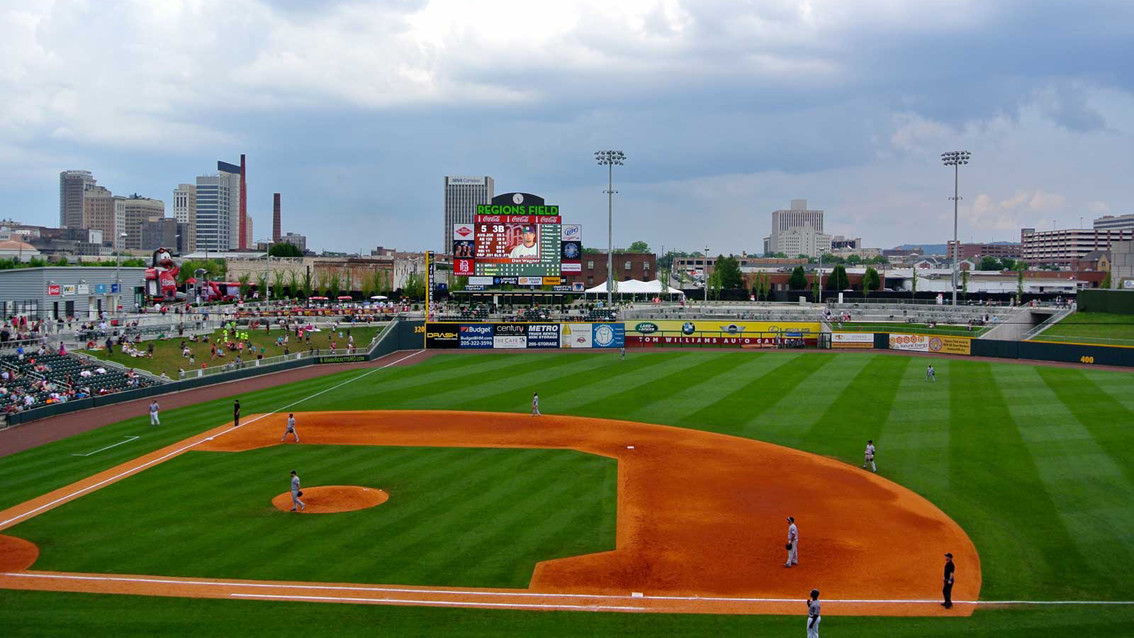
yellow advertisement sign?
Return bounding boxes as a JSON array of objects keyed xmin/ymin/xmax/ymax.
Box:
[
  {"xmin": 889, "ymin": 333, "xmax": 971, "ymax": 355},
  {"xmin": 936, "ymin": 335, "xmax": 972, "ymax": 355},
  {"xmin": 629, "ymin": 319, "xmax": 822, "ymax": 338}
]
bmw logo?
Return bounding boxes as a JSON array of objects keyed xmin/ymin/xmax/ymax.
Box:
[
  {"xmin": 564, "ymin": 243, "xmax": 580, "ymax": 259},
  {"xmin": 682, "ymin": 322, "xmax": 696, "ymax": 335}
]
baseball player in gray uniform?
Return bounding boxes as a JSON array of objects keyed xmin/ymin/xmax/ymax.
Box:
[
  {"xmin": 785, "ymin": 516, "xmax": 799, "ymax": 567},
  {"xmin": 149, "ymin": 400, "xmax": 160, "ymax": 426},
  {"xmin": 863, "ymin": 439, "xmax": 876, "ymax": 472},
  {"xmin": 281, "ymin": 413, "xmax": 299, "ymax": 442},
  {"xmin": 531, "ymin": 392, "xmax": 541, "ymax": 417},
  {"xmin": 807, "ymin": 589, "xmax": 821, "ymax": 637},
  {"xmin": 289, "ymin": 470, "xmax": 305, "ymax": 511}
]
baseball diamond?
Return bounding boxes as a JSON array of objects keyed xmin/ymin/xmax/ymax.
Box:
[{"xmin": 0, "ymin": 350, "xmax": 1132, "ymax": 636}]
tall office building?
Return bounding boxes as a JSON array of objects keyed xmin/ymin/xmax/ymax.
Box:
[
  {"xmin": 237, "ymin": 154, "xmax": 248, "ymax": 250},
  {"xmin": 444, "ymin": 176, "xmax": 494, "ymax": 251},
  {"xmin": 115, "ymin": 195, "xmax": 165, "ymax": 250},
  {"xmin": 82, "ymin": 186, "xmax": 119, "ymax": 246},
  {"xmin": 195, "ymin": 161, "xmax": 243, "ymax": 252},
  {"xmin": 770, "ymin": 199, "xmax": 825, "ymax": 255},
  {"xmin": 173, "ymin": 184, "xmax": 197, "ymax": 253},
  {"xmin": 59, "ymin": 170, "xmax": 97, "ymax": 229}
]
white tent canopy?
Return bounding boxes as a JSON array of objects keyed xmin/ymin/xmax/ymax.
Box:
[{"xmin": 585, "ymin": 279, "xmax": 684, "ymax": 296}]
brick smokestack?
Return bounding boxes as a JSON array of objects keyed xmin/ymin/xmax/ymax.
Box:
[
  {"xmin": 272, "ymin": 193, "xmax": 281, "ymax": 243},
  {"xmin": 238, "ymin": 154, "xmax": 248, "ymax": 250}
]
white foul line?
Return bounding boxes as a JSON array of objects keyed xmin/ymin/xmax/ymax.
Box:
[
  {"xmin": 0, "ymin": 350, "xmax": 425, "ymax": 530},
  {"xmin": 228, "ymin": 592, "xmax": 643, "ymax": 611},
  {"xmin": 2, "ymin": 573, "xmax": 1131, "ymax": 608},
  {"xmin": 71, "ymin": 436, "xmax": 140, "ymax": 457}
]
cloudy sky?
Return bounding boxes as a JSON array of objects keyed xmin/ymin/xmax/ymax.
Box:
[{"xmin": 2, "ymin": 0, "xmax": 1132, "ymax": 255}]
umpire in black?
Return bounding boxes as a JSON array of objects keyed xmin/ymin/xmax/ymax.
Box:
[{"xmin": 942, "ymin": 552, "xmax": 955, "ymax": 609}]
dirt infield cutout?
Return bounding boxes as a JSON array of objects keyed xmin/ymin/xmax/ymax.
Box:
[
  {"xmin": 0, "ymin": 410, "xmax": 980, "ymax": 616},
  {"xmin": 271, "ymin": 485, "xmax": 389, "ymax": 513}
]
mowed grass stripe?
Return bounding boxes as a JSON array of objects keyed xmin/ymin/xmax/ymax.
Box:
[
  {"xmin": 559, "ymin": 352, "xmax": 735, "ymax": 416},
  {"xmin": 325, "ymin": 353, "xmax": 595, "ymax": 411},
  {"xmin": 746, "ymin": 353, "xmax": 871, "ymax": 437},
  {"xmin": 802, "ymin": 355, "xmax": 909, "ymax": 458},
  {"xmin": 880, "ymin": 360, "xmax": 952, "ymax": 495},
  {"xmin": 948, "ymin": 362, "xmax": 1086, "ymax": 601},
  {"xmin": 682, "ymin": 353, "xmax": 823, "ymax": 435},
  {"xmin": 395, "ymin": 353, "xmax": 616, "ymax": 412},
  {"xmin": 996, "ymin": 368, "xmax": 1134, "ymax": 596},
  {"xmin": 1080, "ymin": 369, "xmax": 1134, "ymax": 414},
  {"xmin": 451, "ymin": 352, "xmax": 691, "ymax": 414},
  {"xmin": 628, "ymin": 352, "xmax": 791, "ymax": 425},
  {"xmin": 1035, "ymin": 368, "xmax": 1134, "ymax": 486}
]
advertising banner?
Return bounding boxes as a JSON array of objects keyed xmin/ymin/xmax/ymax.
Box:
[
  {"xmin": 424, "ymin": 322, "xmax": 460, "ymax": 349},
  {"xmin": 526, "ymin": 323, "xmax": 560, "ymax": 348},
  {"xmin": 453, "ymin": 259, "xmax": 474, "ymax": 276},
  {"xmin": 627, "ymin": 320, "xmax": 822, "ymax": 338},
  {"xmin": 77, "ymin": 284, "xmax": 90, "ymax": 295},
  {"xmin": 94, "ymin": 283, "xmax": 108, "ymax": 294},
  {"xmin": 832, "ymin": 332, "xmax": 875, "ymax": 349},
  {"xmin": 561, "ymin": 224, "xmax": 582, "ymax": 241},
  {"xmin": 317, "ymin": 354, "xmax": 369, "ymax": 364},
  {"xmin": 469, "ymin": 276, "xmax": 494, "ymax": 286},
  {"xmin": 561, "ymin": 323, "xmax": 593, "ymax": 348},
  {"xmin": 459, "ymin": 324, "xmax": 494, "ymax": 348},
  {"xmin": 47, "ymin": 284, "xmax": 61, "ymax": 296},
  {"xmin": 591, "ymin": 323, "xmax": 625, "ymax": 348},
  {"xmin": 62, "ymin": 284, "xmax": 76, "ymax": 296},
  {"xmin": 889, "ymin": 333, "xmax": 972, "ymax": 355},
  {"xmin": 628, "ymin": 335, "xmax": 811, "ymax": 347},
  {"xmin": 494, "ymin": 335, "xmax": 528, "ymax": 349},
  {"xmin": 518, "ymin": 276, "xmax": 543, "ymax": 286}
]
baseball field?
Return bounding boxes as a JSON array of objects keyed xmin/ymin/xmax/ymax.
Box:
[{"xmin": 1, "ymin": 350, "xmax": 1132, "ymax": 636}]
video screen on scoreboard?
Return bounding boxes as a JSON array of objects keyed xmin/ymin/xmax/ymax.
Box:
[{"xmin": 474, "ymin": 214, "xmax": 561, "ymax": 277}]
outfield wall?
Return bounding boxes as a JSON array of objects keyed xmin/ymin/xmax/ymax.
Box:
[
  {"xmin": 868, "ymin": 330, "xmax": 1134, "ymax": 367},
  {"xmin": 424, "ymin": 322, "xmax": 625, "ymax": 350}
]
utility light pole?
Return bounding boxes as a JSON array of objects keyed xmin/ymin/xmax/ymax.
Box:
[
  {"xmin": 941, "ymin": 150, "xmax": 971, "ymax": 307},
  {"xmin": 595, "ymin": 150, "xmax": 626, "ymax": 308}
]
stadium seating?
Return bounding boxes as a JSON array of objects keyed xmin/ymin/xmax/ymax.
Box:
[{"xmin": 0, "ymin": 351, "xmax": 159, "ymax": 414}]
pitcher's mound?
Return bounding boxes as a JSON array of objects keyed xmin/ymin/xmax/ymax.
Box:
[
  {"xmin": 272, "ymin": 485, "xmax": 388, "ymax": 514},
  {"xmin": 0, "ymin": 534, "xmax": 39, "ymax": 571}
]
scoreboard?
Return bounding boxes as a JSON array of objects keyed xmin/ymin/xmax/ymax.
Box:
[{"xmin": 473, "ymin": 214, "xmax": 561, "ymax": 277}]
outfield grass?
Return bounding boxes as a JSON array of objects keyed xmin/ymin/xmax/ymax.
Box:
[
  {"xmin": 2, "ymin": 350, "xmax": 1132, "ymax": 636},
  {"xmin": 80, "ymin": 324, "xmax": 382, "ymax": 376},
  {"xmin": 1034, "ymin": 311, "xmax": 1134, "ymax": 345}
]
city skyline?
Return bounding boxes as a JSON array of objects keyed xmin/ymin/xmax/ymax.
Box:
[{"xmin": 2, "ymin": 1, "xmax": 1132, "ymax": 255}]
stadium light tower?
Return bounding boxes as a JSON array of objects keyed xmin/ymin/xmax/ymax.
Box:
[
  {"xmin": 595, "ymin": 150, "xmax": 626, "ymax": 308},
  {"xmin": 941, "ymin": 150, "xmax": 971, "ymax": 307}
]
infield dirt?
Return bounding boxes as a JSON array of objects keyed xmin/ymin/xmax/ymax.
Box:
[{"xmin": 0, "ymin": 410, "xmax": 979, "ymax": 616}]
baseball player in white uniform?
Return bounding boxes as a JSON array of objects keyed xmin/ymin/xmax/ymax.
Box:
[
  {"xmin": 148, "ymin": 400, "xmax": 160, "ymax": 426},
  {"xmin": 281, "ymin": 413, "xmax": 299, "ymax": 442},
  {"xmin": 863, "ymin": 439, "xmax": 876, "ymax": 472},
  {"xmin": 807, "ymin": 589, "xmax": 821, "ymax": 637},
  {"xmin": 926, "ymin": 364, "xmax": 936, "ymax": 382},
  {"xmin": 289, "ymin": 470, "xmax": 305, "ymax": 511},
  {"xmin": 531, "ymin": 392, "xmax": 541, "ymax": 417},
  {"xmin": 785, "ymin": 516, "xmax": 799, "ymax": 567}
]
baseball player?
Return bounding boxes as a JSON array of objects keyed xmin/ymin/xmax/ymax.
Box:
[
  {"xmin": 863, "ymin": 439, "xmax": 876, "ymax": 472},
  {"xmin": 806, "ymin": 589, "xmax": 821, "ymax": 637},
  {"xmin": 289, "ymin": 470, "xmax": 306, "ymax": 511},
  {"xmin": 531, "ymin": 392, "xmax": 541, "ymax": 417},
  {"xmin": 926, "ymin": 364, "xmax": 936, "ymax": 382},
  {"xmin": 148, "ymin": 400, "xmax": 160, "ymax": 427},
  {"xmin": 942, "ymin": 552, "xmax": 955, "ymax": 608},
  {"xmin": 281, "ymin": 413, "xmax": 299, "ymax": 442},
  {"xmin": 620, "ymin": 346, "xmax": 626, "ymax": 361},
  {"xmin": 233, "ymin": 399, "xmax": 241, "ymax": 427},
  {"xmin": 785, "ymin": 516, "xmax": 799, "ymax": 567}
]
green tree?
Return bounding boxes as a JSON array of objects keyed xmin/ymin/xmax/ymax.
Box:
[
  {"xmin": 272, "ymin": 270, "xmax": 286, "ymax": 300},
  {"xmin": 256, "ymin": 272, "xmax": 269, "ymax": 299},
  {"xmin": 1000, "ymin": 258, "xmax": 1018, "ymax": 271},
  {"xmin": 979, "ymin": 256, "xmax": 1001, "ymax": 271},
  {"xmin": 863, "ymin": 266, "xmax": 881, "ymax": 296},
  {"xmin": 811, "ymin": 270, "xmax": 821, "ymax": 301},
  {"xmin": 315, "ymin": 271, "xmax": 331, "ymax": 297},
  {"xmin": 911, "ymin": 266, "xmax": 919, "ymax": 297},
  {"xmin": 846, "ymin": 254, "xmax": 862, "ymax": 265},
  {"xmin": 628, "ymin": 241, "xmax": 651, "ymax": 253},
  {"xmin": 55, "ymin": 256, "xmax": 69, "ymax": 266},
  {"xmin": 286, "ymin": 271, "xmax": 299, "ymax": 297},
  {"xmin": 301, "ymin": 268, "xmax": 314, "ymax": 298},
  {"xmin": 1017, "ymin": 267, "xmax": 1025, "ymax": 299},
  {"xmin": 788, "ymin": 266, "xmax": 807, "ymax": 290},
  {"xmin": 326, "ymin": 268, "xmax": 342, "ymax": 298},
  {"xmin": 715, "ymin": 255, "xmax": 743, "ymax": 289},
  {"xmin": 268, "ymin": 242, "xmax": 302, "ymax": 257},
  {"xmin": 1101, "ymin": 268, "xmax": 1112, "ymax": 289},
  {"xmin": 403, "ymin": 272, "xmax": 425, "ymax": 300},
  {"xmin": 707, "ymin": 268, "xmax": 722, "ymax": 300},
  {"xmin": 826, "ymin": 264, "xmax": 850, "ymax": 290},
  {"xmin": 237, "ymin": 273, "xmax": 251, "ymax": 299}
]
